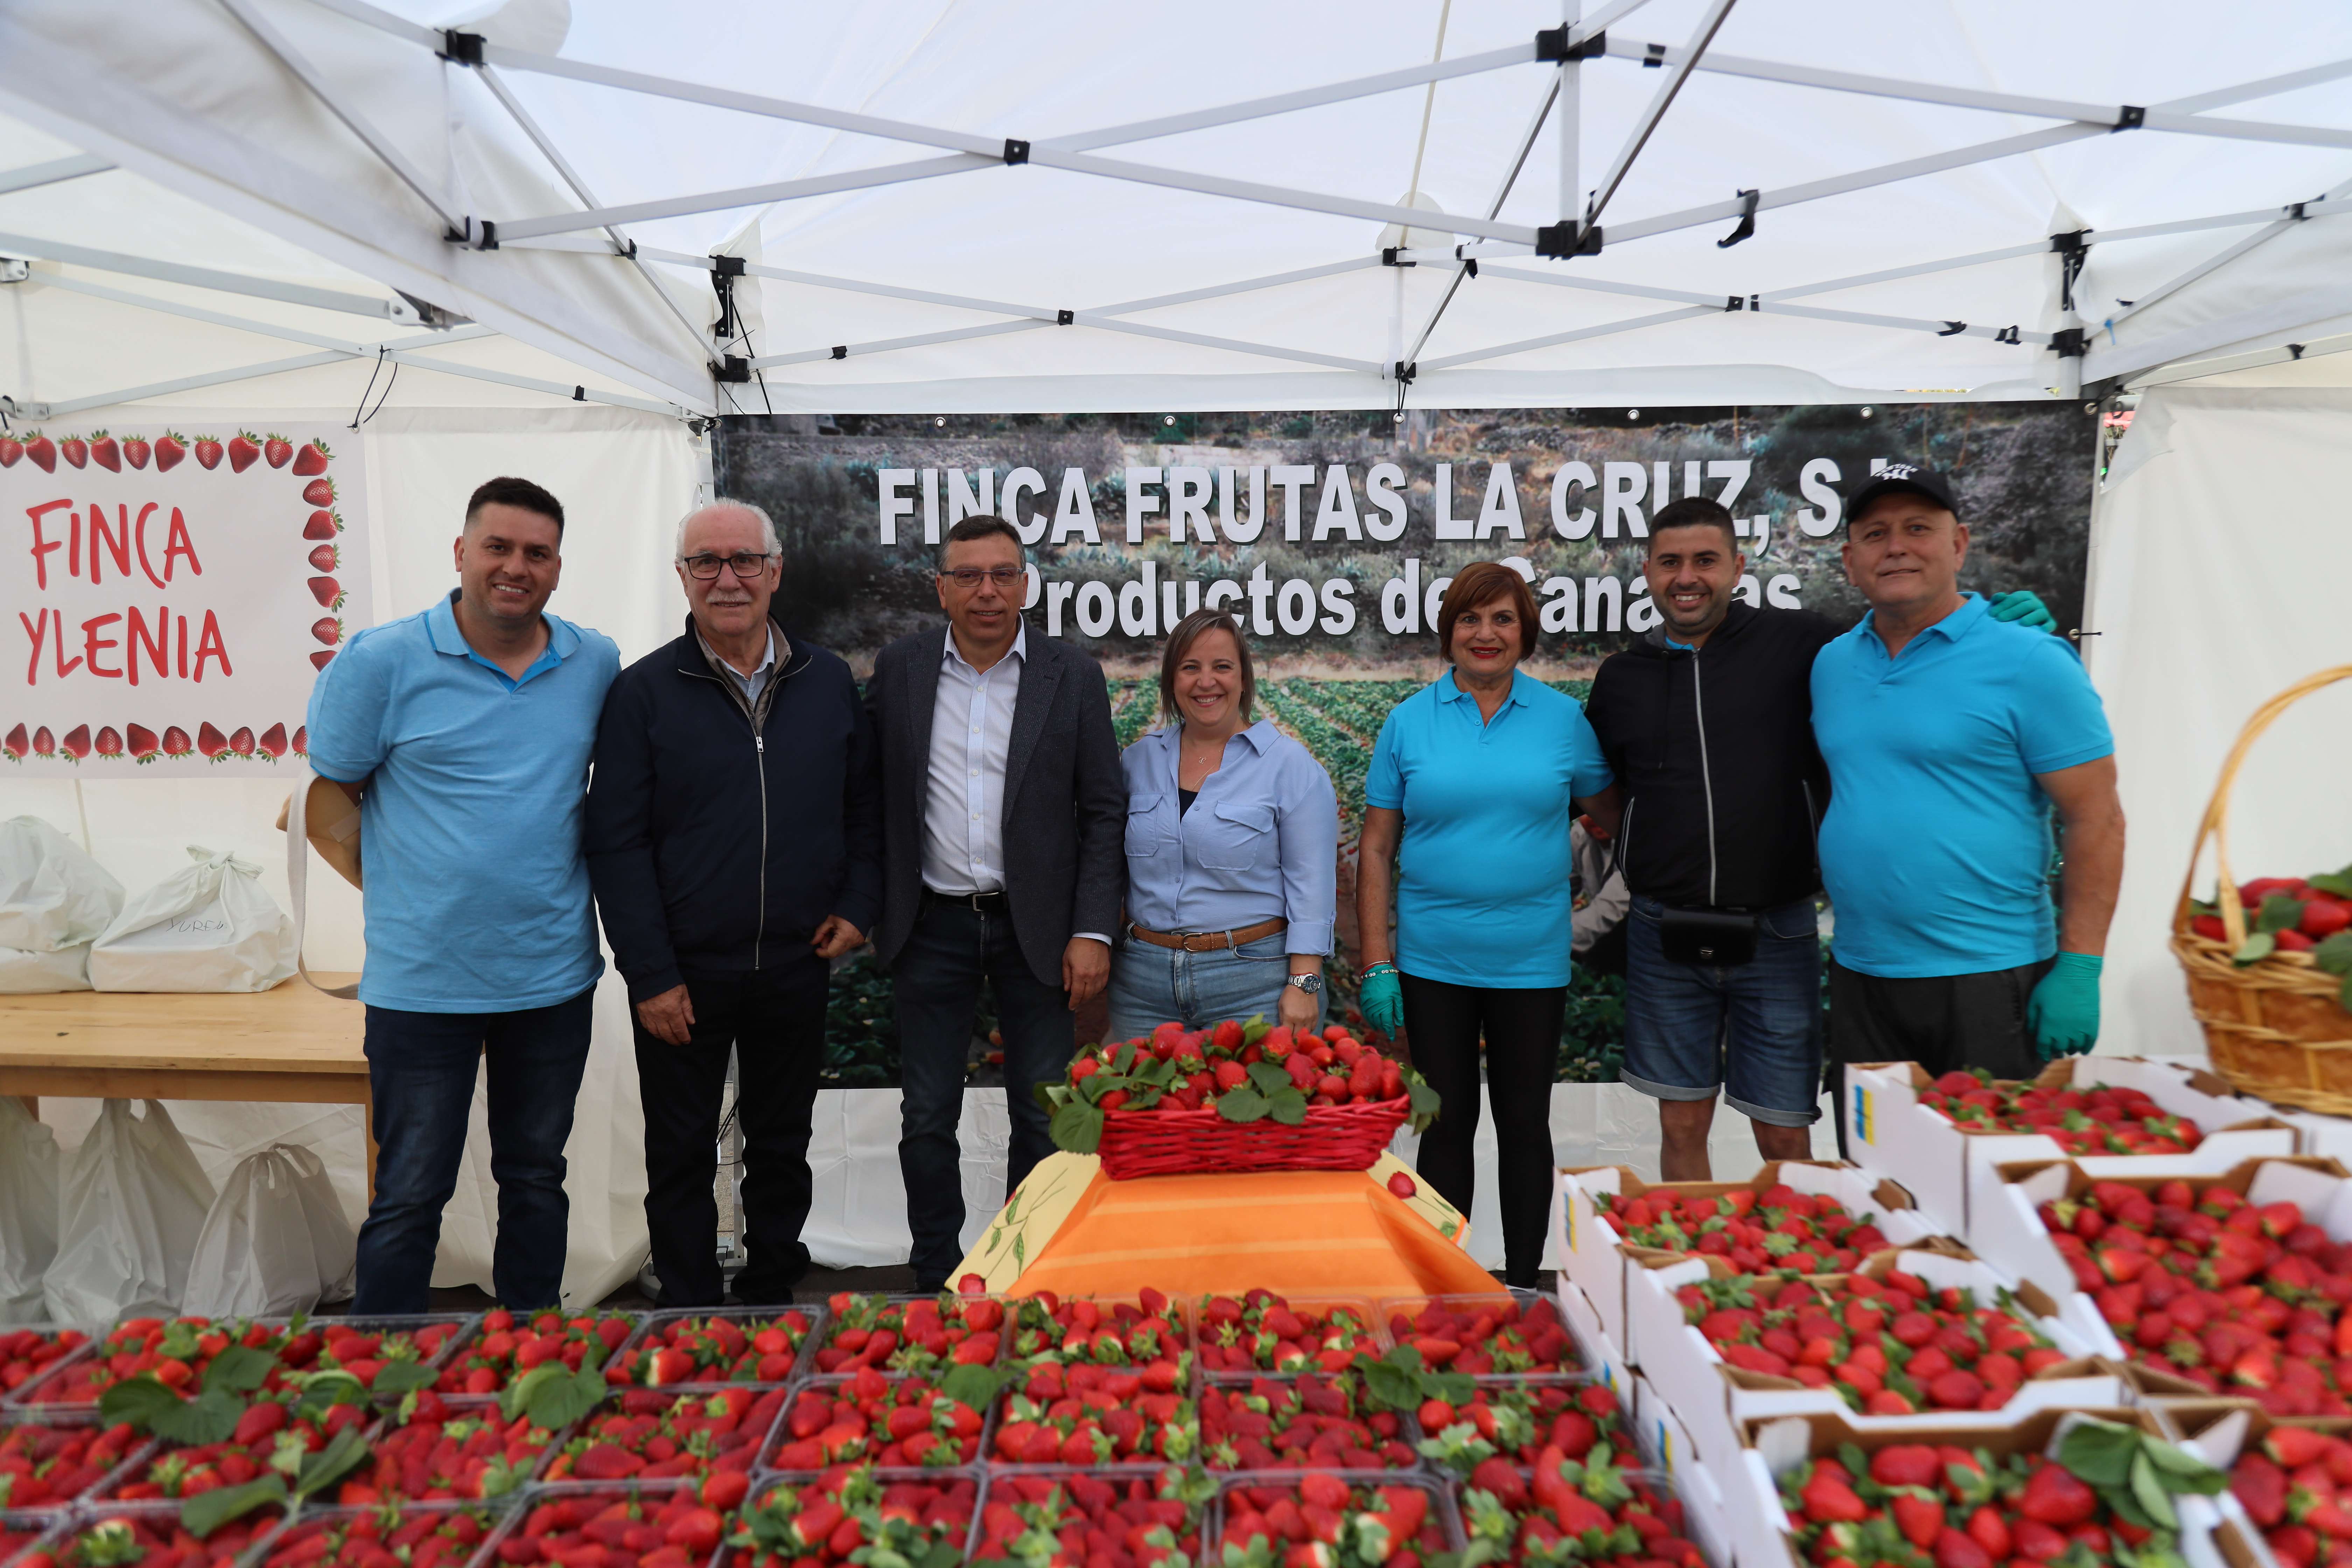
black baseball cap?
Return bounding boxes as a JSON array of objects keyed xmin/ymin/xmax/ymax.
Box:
[{"xmin": 1844, "ymin": 463, "xmax": 1959, "ymax": 524}]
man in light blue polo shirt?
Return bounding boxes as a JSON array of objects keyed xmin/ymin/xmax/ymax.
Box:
[
  {"xmin": 1811, "ymin": 467, "xmax": 2124, "ymax": 1091},
  {"xmin": 306, "ymin": 475, "xmax": 621, "ymax": 1312}
]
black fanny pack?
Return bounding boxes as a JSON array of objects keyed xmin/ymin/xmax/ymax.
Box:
[{"xmin": 1657, "ymin": 906, "xmax": 1759, "ymax": 968}]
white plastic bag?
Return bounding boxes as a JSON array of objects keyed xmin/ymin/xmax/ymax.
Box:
[
  {"xmin": 89, "ymin": 847, "xmax": 298, "ymax": 993},
  {"xmin": 0, "ymin": 817, "xmax": 122, "ymax": 993},
  {"xmin": 0, "ymin": 1097, "xmax": 61, "ymax": 1322},
  {"xmin": 181, "ymin": 1144, "xmax": 357, "ymax": 1317},
  {"xmin": 44, "ymin": 1099, "xmax": 217, "ymax": 1322}
]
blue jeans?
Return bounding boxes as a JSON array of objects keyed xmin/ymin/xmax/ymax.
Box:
[
  {"xmin": 355, "ymin": 987, "xmax": 594, "ymax": 1312},
  {"xmin": 1619, "ymin": 894, "xmax": 1823, "ymax": 1126},
  {"xmin": 892, "ymin": 896, "xmax": 1075, "ymax": 1289},
  {"xmin": 1104, "ymin": 931, "xmax": 1313, "ymax": 1042}
]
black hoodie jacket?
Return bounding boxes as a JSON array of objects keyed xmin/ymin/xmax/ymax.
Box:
[{"xmin": 1584, "ymin": 601, "xmax": 1839, "ymax": 911}]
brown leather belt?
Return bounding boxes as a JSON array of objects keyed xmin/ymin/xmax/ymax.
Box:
[{"xmin": 1126, "ymin": 916, "xmax": 1287, "ymax": 953}]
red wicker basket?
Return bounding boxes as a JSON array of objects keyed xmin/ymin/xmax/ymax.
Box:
[{"xmin": 1093, "ymin": 1094, "xmax": 1410, "ymax": 1180}]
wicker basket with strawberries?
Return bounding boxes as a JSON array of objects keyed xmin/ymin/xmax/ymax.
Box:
[{"xmin": 1040, "ymin": 1018, "xmax": 1438, "ymax": 1180}]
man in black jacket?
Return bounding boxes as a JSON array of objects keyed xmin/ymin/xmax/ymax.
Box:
[
  {"xmin": 865, "ymin": 515, "xmax": 1123, "ymax": 1292},
  {"xmin": 585, "ymin": 499, "xmax": 881, "ymax": 1306},
  {"xmin": 1587, "ymin": 495, "xmax": 2052, "ymax": 1178}
]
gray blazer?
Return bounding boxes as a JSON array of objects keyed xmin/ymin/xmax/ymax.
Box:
[{"xmin": 865, "ymin": 623, "xmax": 1125, "ymax": 988}]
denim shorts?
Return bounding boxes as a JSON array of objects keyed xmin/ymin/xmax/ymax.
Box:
[
  {"xmin": 1618, "ymin": 893, "xmax": 1823, "ymax": 1125},
  {"xmin": 1105, "ymin": 931, "xmax": 1314, "ymax": 1042}
]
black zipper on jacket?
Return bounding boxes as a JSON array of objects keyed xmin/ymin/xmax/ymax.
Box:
[
  {"xmin": 682, "ymin": 635, "xmax": 807, "ymax": 970},
  {"xmin": 1690, "ymin": 650, "xmax": 1719, "ymax": 906}
]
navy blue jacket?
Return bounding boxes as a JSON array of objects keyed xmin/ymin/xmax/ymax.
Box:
[{"xmin": 585, "ymin": 617, "xmax": 883, "ymax": 1002}]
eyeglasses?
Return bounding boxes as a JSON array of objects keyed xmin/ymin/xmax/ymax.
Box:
[
  {"xmin": 682, "ymin": 552, "xmax": 772, "ymax": 580},
  {"xmin": 939, "ymin": 566, "xmax": 1027, "ymax": 589}
]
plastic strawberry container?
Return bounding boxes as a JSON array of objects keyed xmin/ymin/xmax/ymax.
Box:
[
  {"xmin": 0, "ymin": 1510, "xmax": 74, "ymax": 1568},
  {"xmin": 477, "ymin": 1479, "xmax": 727, "ymax": 1568},
  {"xmin": 432, "ymin": 1311, "xmax": 645, "ymax": 1400},
  {"xmin": 987, "ymin": 1364, "xmax": 1199, "ymax": 1472},
  {"xmin": 242, "ymin": 1497, "xmax": 515, "ymax": 1568},
  {"xmin": 723, "ymin": 1467, "xmax": 986, "ymax": 1568},
  {"xmin": 754, "ymin": 1375, "xmax": 996, "ymax": 1474},
  {"xmin": 998, "ymin": 1294, "xmax": 1194, "ymax": 1389},
  {"xmin": 807, "ymin": 1294, "xmax": 1011, "ymax": 1378},
  {"xmin": 10, "ymin": 1319, "xmax": 295, "ymax": 1419},
  {"xmin": 972, "ymin": 1466, "xmax": 1205, "ymax": 1565},
  {"xmin": 0, "ymin": 1413, "xmax": 162, "ymax": 1510},
  {"xmin": 1195, "ymin": 1294, "xmax": 1388, "ymax": 1380},
  {"xmin": 1374, "ymin": 1294, "xmax": 1596, "ymax": 1383},
  {"xmin": 1209, "ymin": 1470, "xmax": 1464, "ymax": 1562},
  {"xmin": 540, "ymin": 1387, "xmax": 792, "ymax": 1487},
  {"xmin": 0, "ymin": 1329, "xmax": 101, "ymax": 1416},
  {"xmin": 266, "ymin": 1313, "xmax": 481, "ymax": 1393},
  {"xmin": 1445, "ymin": 1462, "xmax": 1697, "ymax": 1568},
  {"xmin": 352, "ymin": 1396, "xmax": 583, "ymax": 1502},
  {"xmin": 56, "ymin": 1496, "xmax": 291, "ymax": 1568},
  {"xmin": 1199, "ymin": 1372, "xmax": 1422, "ymax": 1471},
  {"xmin": 92, "ymin": 1402, "xmax": 382, "ymax": 1504},
  {"xmin": 604, "ymin": 1307, "xmax": 826, "ymax": 1393}
]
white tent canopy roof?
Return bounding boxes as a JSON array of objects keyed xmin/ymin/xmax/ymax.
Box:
[{"xmin": 4, "ymin": 0, "xmax": 2350, "ymax": 419}]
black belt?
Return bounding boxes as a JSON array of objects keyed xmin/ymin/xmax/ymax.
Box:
[{"xmin": 925, "ymin": 887, "xmax": 1008, "ymax": 913}]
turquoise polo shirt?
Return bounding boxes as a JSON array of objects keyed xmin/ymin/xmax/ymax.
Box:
[
  {"xmin": 1366, "ymin": 668, "xmax": 1614, "ymax": 988},
  {"xmin": 1811, "ymin": 593, "xmax": 2113, "ymax": 979},
  {"xmin": 305, "ymin": 590, "xmax": 620, "ymax": 1013}
]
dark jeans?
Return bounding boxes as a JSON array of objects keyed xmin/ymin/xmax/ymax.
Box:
[
  {"xmin": 1619, "ymin": 894, "xmax": 1824, "ymax": 1126},
  {"xmin": 1828, "ymin": 955, "xmax": 2054, "ymax": 1158},
  {"xmin": 893, "ymin": 895, "xmax": 1074, "ymax": 1289},
  {"xmin": 355, "ymin": 987, "xmax": 595, "ymax": 1313},
  {"xmin": 634, "ymin": 957, "xmax": 826, "ymax": 1308},
  {"xmin": 1399, "ymin": 972, "xmax": 1565, "ymax": 1289}
]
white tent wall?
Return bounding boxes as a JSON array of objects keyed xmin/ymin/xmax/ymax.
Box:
[
  {"xmin": 4, "ymin": 402, "xmax": 698, "ymax": 1308},
  {"xmin": 2083, "ymin": 384, "xmax": 2352, "ymax": 1061}
]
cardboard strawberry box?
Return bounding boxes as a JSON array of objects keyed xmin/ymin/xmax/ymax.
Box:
[
  {"xmin": 1727, "ymin": 1405, "xmax": 2262, "ymax": 1568},
  {"xmin": 1841, "ymin": 1057, "xmax": 2297, "ymax": 1237},
  {"xmin": 1554, "ymin": 1160, "xmax": 1936, "ymax": 1365},
  {"xmin": 1629, "ymin": 1368, "xmax": 1724, "ymax": 1560},
  {"xmin": 1548, "ymin": 1280, "xmax": 1627, "ymax": 1407},
  {"xmin": 2152, "ymin": 1398, "xmax": 2349, "ymax": 1565},
  {"xmin": 1629, "ymin": 1243, "xmax": 2122, "ymax": 1475}
]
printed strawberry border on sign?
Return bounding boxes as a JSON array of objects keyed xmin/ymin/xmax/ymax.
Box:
[{"xmin": 1, "ymin": 422, "xmax": 355, "ymax": 767}]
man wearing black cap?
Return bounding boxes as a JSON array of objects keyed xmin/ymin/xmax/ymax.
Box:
[{"xmin": 1811, "ymin": 466, "xmax": 2124, "ymax": 1090}]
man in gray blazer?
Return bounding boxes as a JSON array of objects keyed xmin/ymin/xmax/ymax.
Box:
[{"xmin": 865, "ymin": 514, "xmax": 1124, "ymax": 1290}]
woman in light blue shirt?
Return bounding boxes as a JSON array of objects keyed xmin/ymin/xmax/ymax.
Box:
[{"xmin": 1108, "ymin": 608, "xmax": 1339, "ymax": 1041}]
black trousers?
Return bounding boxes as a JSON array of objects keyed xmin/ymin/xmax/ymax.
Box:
[
  {"xmin": 1400, "ymin": 972, "xmax": 1565, "ymax": 1288},
  {"xmin": 1827, "ymin": 955, "xmax": 2052, "ymax": 1159},
  {"xmin": 632, "ymin": 955, "xmax": 827, "ymax": 1307}
]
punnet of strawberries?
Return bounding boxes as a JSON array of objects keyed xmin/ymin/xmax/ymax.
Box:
[
  {"xmin": 1218, "ymin": 1473, "xmax": 1446, "ymax": 1568},
  {"xmin": 1778, "ymin": 1418, "xmax": 2226, "ymax": 1568},
  {"xmin": 342, "ymin": 1403, "xmax": 556, "ymax": 1502},
  {"xmin": 42, "ymin": 1507, "xmax": 285, "ymax": 1568},
  {"xmin": 543, "ymin": 1387, "xmax": 788, "ymax": 1484},
  {"xmin": 735, "ymin": 1468, "xmax": 980, "ymax": 1568},
  {"xmin": 1454, "ymin": 1442, "xmax": 1700, "ymax": 1568},
  {"xmin": 993, "ymin": 1358, "xmax": 1197, "ymax": 1466},
  {"xmin": 437, "ymin": 1310, "xmax": 637, "ymax": 1395},
  {"xmin": 606, "ymin": 1310, "xmax": 813, "ymax": 1388},
  {"xmin": 0, "ymin": 1329, "xmax": 90, "ymax": 1397},
  {"xmin": 1041, "ymin": 1018, "xmax": 1438, "ymax": 1153},
  {"xmin": 2227, "ymin": 1423, "xmax": 2352, "ymax": 1567},
  {"xmin": 1594, "ymin": 1183, "xmax": 1893, "ymax": 1277},
  {"xmin": 1007, "ymin": 1289, "xmax": 1189, "ymax": 1380},
  {"xmin": 767, "ymin": 1366, "xmax": 990, "ymax": 1469},
  {"xmin": 0, "ymin": 1421, "xmax": 143, "ymax": 1508},
  {"xmin": 1915, "ymin": 1070, "xmax": 2203, "ymax": 1156},
  {"xmin": 974, "ymin": 1468, "xmax": 1211, "ymax": 1568},
  {"xmin": 2039, "ymin": 1177, "xmax": 2352, "ymax": 1415},
  {"xmin": 1682, "ymin": 1267, "xmax": 2069, "ymax": 1415},
  {"xmin": 1202, "ymin": 1373, "xmax": 1410, "ymax": 1470},
  {"xmin": 492, "ymin": 1480, "xmax": 730, "ymax": 1568},
  {"xmin": 258, "ymin": 1500, "xmax": 504, "ymax": 1568},
  {"xmin": 813, "ymin": 1294, "xmax": 1004, "ymax": 1376},
  {"xmin": 1410, "ymin": 1381, "xmax": 1626, "ymax": 1477},
  {"xmin": 27, "ymin": 1318, "xmax": 289, "ymax": 1406},
  {"xmin": 105, "ymin": 1393, "xmax": 371, "ymax": 1500},
  {"xmin": 0, "ymin": 1516, "xmax": 63, "ymax": 1568},
  {"xmin": 1197, "ymin": 1293, "xmax": 1377, "ymax": 1376},
  {"xmin": 2191, "ymin": 866, "xmax": 2352, "ymax": 1009},
  {"xmin": 274, "ymin": 1321, "xmax": 464, "ymax": 1396},
  {"xmin": 1379, "ymin": 1296, "xmax": 1583, "ymax": 1378}
]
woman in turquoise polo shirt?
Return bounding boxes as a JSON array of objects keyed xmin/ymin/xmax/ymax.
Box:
[{"xmin": 1354, "ymin": 561, "xmax": 1619, "ymax": 1289}]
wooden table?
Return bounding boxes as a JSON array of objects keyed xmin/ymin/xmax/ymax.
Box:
[{"xmin": 0, "ymin": 975, "xmax": 375, "ymax": 1192}]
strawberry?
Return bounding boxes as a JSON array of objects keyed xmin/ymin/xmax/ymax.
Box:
[
  {"xmin": 1203, "ymin": 1373, "xmax": 1409, "ymax": 1470},
  {"xmin": 257, "ymin": 1501, "xmax": 501, "ymax": 1568},
  {"xmin": 23, "ymin": 432, "xmax": 56, "ymax": 471},
  {"xmin": 308, "ymin": 543, "xmax": 339, "ymax": 572},
  {"xmin": 162, "ymin": 725, "xmax": 193, "ymax": 756},
  {"xmin": 302, "ymin": 477, "xmax": 335, "ymax": 506},
  {"xmin": 94, "ymin": 727, "xmax": 123, "ymax": 757},
  {"xmin": 309, "ymin": 575, "xmax": 344, "ymax": 609},
  {"xmin": 126, "ymin": 723, "xmax": 159, "ymax": 759},
  {"xmin": 197, "ymin": 721, "xmax": 230, "ymax": 759},
  {"xmin": 1387, "ymin": 1171, "xmax": 1418, "ymax": 1199},
  {"xmin": 257, "ymin": 723, "xmax": 289, "ymax": 760},
  {"xmin": 606, "ymin": 1307, "xmax": 813, "ymax": 1387},
  {"xmin": 153, "ymin": 432, "xmax": 187, "ymax": 471},
  {"xmin": 304, "ymin": 509, "xmax": 341, "ymax": 539},
  {"xmin": 1220, "ymin": 1479, "xmax": 1450, "ymax": 1568},
  {"xmin": 292, "ymin": 725, "xmax": 308, "ymax": 755},
  {"xmin": 89, "ymin": 432, "xmax": 119, "ymax": 471},
  {"xmin": 229, "ymin": 431, "xmax": 261, "ymax": 472},
  {"xmin": 193, "ymin": 434, "xmax": 223, "ymax": 469},
  {"xmin": 1199, "ymin": 1293, "xmax": 1378, "ymax": 1374},
  {"xmin": 1382, "ymin": 1293, "xmax": 1581, "ymax": 1377},
  {"xmin": 437, "ymin": 1308, "xmax": 638, "ymax": 1394},
  {"xmin": 770, "ymin": 1367, "xmax": 988, "ymax": 1469},
  {"xmin": 0, "ymin": 433, "xmax": 18, "ymax": 467},
  {"xmin": 2017, "ymin": 1462, "xmax": 2096, "ymax": 1526},
  {"xmin": 61, "ymin": 433, "xmax": 87, "ymax": 468},
  {"xmin": 814, "ymin": 1292, "xmax": 1002, "ymax": 1376},
  {"xmin": 312, "ymin": 650, "xmax": 337, "ymax": 671},
  {"xmin": 265, "ymin": 433, "xmax": 294, "ymax": 468},
  {"xmin": 313, "ymin": 616, "xmax": 343, "ymax": 646},
  {"xmin": 747, "ymin": 1470, "xmax": 982, "ymax": 1568},
  {"xmin": 31, "ymin": 727, "xmax": 55, "ymax": 756},
  {"xmin": 229, "ymin": 726, "xmax": 257, "ymax": 758},
  {"xmin": 122, "ymin": 434, "xmax": 150, "ymax": 469},
  {"xmin": 60, "ymin": 725, "xmax": 90, "ymax": 761},
  {"xmin": 292, "ymin": 438, "xmax": 332, "ymax": 475},
  {"xmin": 1, "ymin": 724, "xmax": 23, "ymax": 762},
  {"xmin": 0, "ymin": 1415, "xmax": 134, "ymax": 1506}
]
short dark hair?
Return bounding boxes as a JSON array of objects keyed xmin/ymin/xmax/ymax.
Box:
[
  {"xmin": 938, "ymin": 514, "xmax": 1024, "ymax": 564},
  {"xmin": 1436, "ymin": 561, "xmax": 1540, "ymax": 665},
  {"xmin": 466, "ymin": 476, "xmax": 565, "ymax": 535},
  {"xmin": 1158, "ymin": 608, "xmax": 1255, "ymax": 726},
  {"xmin": 1648, "ymin": 496, "xmax": 1738, "ymax": 552}
]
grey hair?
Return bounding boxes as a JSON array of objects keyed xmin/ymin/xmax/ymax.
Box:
[{"xmin": 675, "ymin": 498, "xmax": 781, "ymax": 559}]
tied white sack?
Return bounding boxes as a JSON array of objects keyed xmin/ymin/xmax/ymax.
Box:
[
  {"xmin": 0, "ymin": 1097, "xmax": 62, "ymax": 1322},
  {"xmin": 45, "ymin": 1099, "xmax": 217, "ymax": 1322},
  {"xmin": 0, "ymin": 816, "xmax": 124, "ymax": 993},
  {"xmin": 89, "ymin": 846, "xmax": 298, "ymax": 993},
  {"xmin": 181, "ymin": 1144, "xmax": 357, "ymax": 1317}
]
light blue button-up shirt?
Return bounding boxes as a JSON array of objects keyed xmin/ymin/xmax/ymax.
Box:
[
  {"xmin": 305, "ymin": 589, "xmax": 618, "ymax": 1012},
  {"xmin": 1120, "ymin": 719, "xmax": 1339, "ymax": 955}
]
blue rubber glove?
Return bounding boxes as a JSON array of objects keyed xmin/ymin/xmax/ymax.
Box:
[
  {"xmin": 2028, "ymin": 952, "xmax": 2103, "ymax": 1058},
  {"xmin": 1359, "ymin": 965, "xmax": 1405, "ymax": 1038},
  {"xmin": 1989, "ymin": 589, "xmax": 2057, "ymax": 634}
]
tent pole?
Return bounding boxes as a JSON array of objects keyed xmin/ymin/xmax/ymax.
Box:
[
  {"xmin": 0, "ymin": 155, "xmax": 113, "ymax": 197},
  {"xmin": 0, "ymin": 230, "xmax": 411, "ymax": 319},
  {"xmin": 1420, "ymin": 304, "xmax": 1718, "ymax": 371},
  {"xmin": 489, "ymin": 154, "xmax": 996, "ymax": 243},
  {"xmin": 31, "ymin": 271, "xmax": 498, "ymax": 356},
  {"xmin": 1559, "ymin": 0, "xmax": 1581, "ymax": 229},
  {"xmin": 1579, "ymin": 0, "xmax": 1737, "ymax": 238},
  {"xmin": 1399, "ymin": 74, "xmax": 1562, "ymax": 371},
  {"xmin": 2104, "ymin": 172, "xmax": 2352, "ymax": 331}
]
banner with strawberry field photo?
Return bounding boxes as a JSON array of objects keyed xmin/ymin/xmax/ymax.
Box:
[{"xmin": 1, "ymin": 421, "xmax": 371, "ymax": 775}]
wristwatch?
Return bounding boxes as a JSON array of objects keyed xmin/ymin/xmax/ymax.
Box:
[{"xmin": 1286, "ymin": 973, "xmax": 1323, "ymax": 995}]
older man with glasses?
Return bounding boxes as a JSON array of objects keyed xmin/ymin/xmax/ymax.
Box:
[{"xmin": 585, "ymin": 499, "xmax": 882, "ymax": 1306}]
